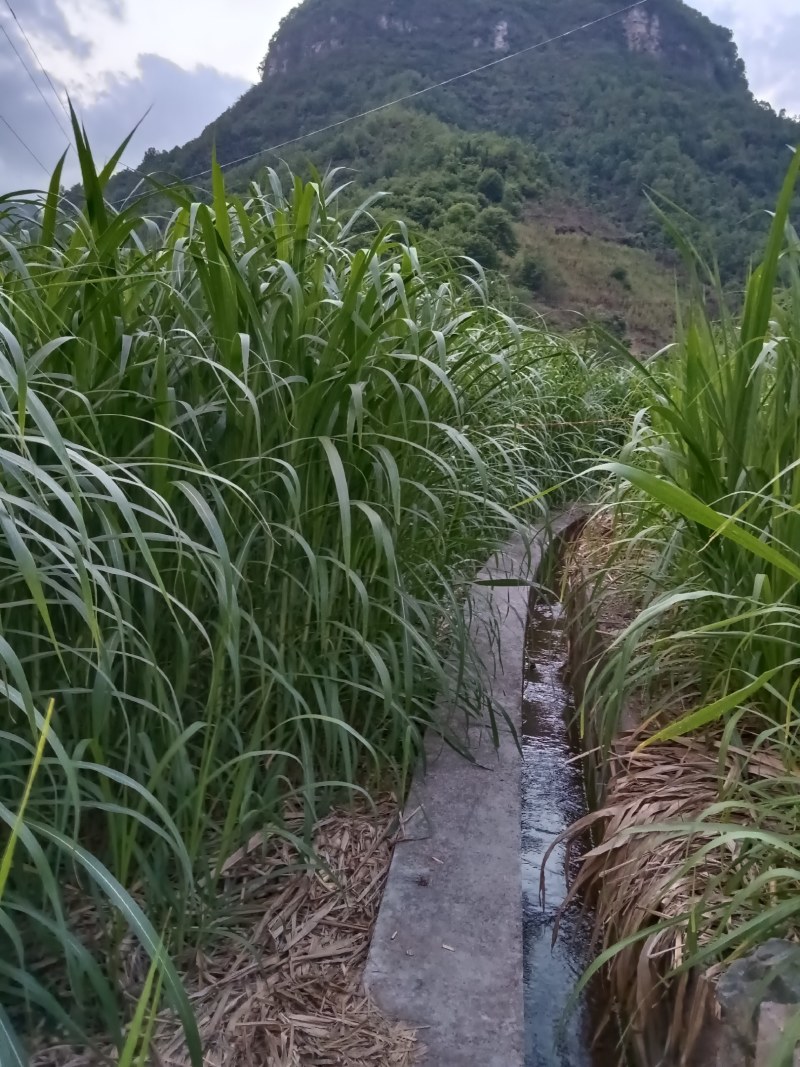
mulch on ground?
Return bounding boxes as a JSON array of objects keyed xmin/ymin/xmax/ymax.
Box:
[{"xmin": 34, "ymin": 797, "xmax": 418, "ymax": 1067}]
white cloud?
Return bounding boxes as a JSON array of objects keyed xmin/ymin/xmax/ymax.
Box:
[
  {"xmin": 0, "ymin": 0, "xmax": 281, "ymax": 188},
  {"xmin": 690, "ymin": 0, "xmax": 798, "ymax": 37},
  {"xmin": 689, "ymin": 0, "xmax": 800, "ymax": 114},
  {"xmin": 27, "ymin": 0, "xmax": 297, "ymax": 102},
  {"xmin": 0, "ymin": 58, "xmax": 250, "ymax": 190}
]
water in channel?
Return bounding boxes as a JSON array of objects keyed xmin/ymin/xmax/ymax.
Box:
[{"xmin": 521, "ymin": 594, "xmax": 614, "ymax": 1067}]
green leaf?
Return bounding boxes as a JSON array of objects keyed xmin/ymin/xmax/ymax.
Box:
[
  {"xmin": 597, "ymin": 462, "xmax": 800, "ymax": 582},
  {"xmin": 211, "ymin": 147, "xmax": 232, "ymax": 254},
  {"xmin": 31, "ymin": 827, "xmax": 202, "ymax": 1067},
  {"xmin": 0, "ymin": 699, "xmax": 55, "ymax": 898},
  {"xmin": 639, "ymin": 665, "xmax": 789, "ymax": 747},
  {"xmin": 0, "ymin": 1004, "xmax": 26, "ymax": 1067}
]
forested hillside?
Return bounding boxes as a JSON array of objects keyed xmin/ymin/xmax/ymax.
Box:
[
  {"xmin": 282, "ymin": 107, "xmax": 677, "ymax": 349},
  {"xmin": 121, "ymin": 0, "xmax": 798, "ymax": 273}
]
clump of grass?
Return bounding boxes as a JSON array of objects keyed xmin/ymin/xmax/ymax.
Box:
[
  {"xmin": 586, "ymin": 148, "xmax": 800, "ymax": 742},
  {"xmin": 0, "ymin": 112, "xmax": 632, "ymax": 1061},
  {"xmin": 567, "ymin": 149, "xmax": 800, "ymax": 1060}
]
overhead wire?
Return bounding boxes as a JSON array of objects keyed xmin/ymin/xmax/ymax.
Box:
[
  {"xmin": 0, "ymin": 111, "xmax": 49, "ymax": 175},
  {"xmin": 2, "ymin": 0, "xmax": 71, "ymax": 123},
  {"xmin": 0, "ymin": 12, "xmax": 70, "ymax": 141}
]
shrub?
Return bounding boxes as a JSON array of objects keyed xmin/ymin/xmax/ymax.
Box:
[
  {"xmin": 461, "ymin": 230, "xmax": 500, "ymax": 268},
  {"xmin": 516, "ymin": 251, "xmax": 547, "ymax": 292},
  {"xmin": 477, "ymin": 167, "xmax": 505, "ymax": 203},
  {"xmin": 476, "ymin": 206, "xmax": 519, "ymax": 256},
  {"xmin": 406, "ymin": 194, "xmax": 441, "ymax": 226},
  {"xmin": 445, "ymin": 201, "xmax": 479, "ymax": 227},
  {"xmin": 609, "ymin": 264, "xmax": 632, "ymax": 289}
]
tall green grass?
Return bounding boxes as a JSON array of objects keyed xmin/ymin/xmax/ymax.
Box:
[
  {"xmin": 0, "ymin": 115, "xmax": 630, "ymax": 1060},
  {"xmin": 585, "ymin": 149, "xmax": 800, "ymax": 743},
  {"xmin": 576, "ymin": 149, "xmax": 800, "ymax": 1030}
]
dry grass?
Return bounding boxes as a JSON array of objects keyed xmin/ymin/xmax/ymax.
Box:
[
  {"xmin": 557, "ymin": 517, "xmax": 796, "ymax": 1066},
  {"xmin": 550, "ymin": 729, "xmax": 783, "ymax": 1065},
  {"xmin": 517, "ymin": 201, "xmax": 677, "ymax": 354},
  {"xmin": 32, "ymin": 798, "xmax": 418, "ymax": 1067},
  {"xmin": 561, "ymin": 511, "xmax": 650, "ymax": 733}
]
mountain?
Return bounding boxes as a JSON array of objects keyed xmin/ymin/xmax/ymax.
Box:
[{"xmin": 113, "ymin": 0, "xmax": 800, "ymax": 347}]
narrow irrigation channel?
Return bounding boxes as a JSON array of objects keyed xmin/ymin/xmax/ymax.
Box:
[{"xmin": 521, "ymin": 592, "xmax": 616, "ymax": 1067}]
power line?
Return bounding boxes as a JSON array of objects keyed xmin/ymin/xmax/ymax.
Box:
[
  {"xmin": 0, "ymin": 16, "xmax": 70, "ymax": 141},
  {"xmin": 0, "ymin": 111, "xmax": 49, "ymax": 176},
  {"xmin": 182, "ymin": 0, "xmax": 651, "ymax": 184},
  {"xmin": 2, "ymin": 0, "xmax": 71, "ymax": 124}
]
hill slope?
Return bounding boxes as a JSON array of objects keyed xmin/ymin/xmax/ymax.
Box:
[{"xmin": 111, "ymin": 0, "xmax": 800, "ymax": 345}]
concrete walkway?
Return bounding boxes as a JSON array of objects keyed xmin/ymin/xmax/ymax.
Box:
[{"xmin": 365, "ymin": 525, "xmax": 571, "ymax": 1066}]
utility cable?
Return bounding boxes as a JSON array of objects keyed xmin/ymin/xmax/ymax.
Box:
[
  {"xmin": 2, "ymin": 0, "xmax": 71, "ymax": 123},
  {"xmin": 0, "ymin": 18, "xmax": 70, "ymax": 140},
  {"xmin": 182, "ymin": 0, "xmax": 651, "ymax": 183},
  {"xmin": 0, "ymin": 111, "xmax": 49, "ymax": 176}
]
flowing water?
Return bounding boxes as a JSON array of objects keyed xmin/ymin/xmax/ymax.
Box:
[{"xmin": 521, "ymin": 594, "xmax": 615, "ymax": 1067}]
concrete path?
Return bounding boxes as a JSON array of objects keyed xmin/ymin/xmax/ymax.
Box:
[{"xmin": 365, "ymin": 523, "xmax": 574, "ymax": 1066}]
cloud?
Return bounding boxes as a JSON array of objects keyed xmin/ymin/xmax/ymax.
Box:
[
  {"xmin": 0, "ymin": 11, "xmax": 71, "ymax": 189},
  {"xmin": 734, "ymin": 13, "xmax": 800, "ymax": 115},
  {"xmin": 0, "ymin": 33, "xmax": 248, "ymax": 190},
  {"xmin": 690, "ymin": 0, "xmax": 800, "ymax": 116},
  {"xmin": 0, "ymin": 1, "xmax": 248, "ymax": 191},
  {"xmin": 7, "ymin": 0, "xmax": 95, "ymax": 59},
  {"xmin": 77, "ymin": 54, "xmax": 249, "ymax": 170}
]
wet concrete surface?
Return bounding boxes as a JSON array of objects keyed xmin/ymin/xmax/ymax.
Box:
[
  {"xmin": 364, "ymin": 515, "xmax": 594, "ymax": 1066},
  {"xmin": 365, "ymin": 532, "xmax": 537, "ymax": 1067},
  {"xmin": 522, "ymin": 595, "xmax": 614, "ymax": 1067}
]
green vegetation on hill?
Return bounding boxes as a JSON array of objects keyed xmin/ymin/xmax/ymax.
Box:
[
  {"xmin": 513, "ymin": 203, "xmax": 677, "ymax": 351},
  {"xmin": 219, "ymin": 106, "xmax": 678, "ymax": 349},
  {"xmin": 123, "ymin": 0, "xmax": 799, "ymax": 284},
  {"xmin": 265, "ymin": 108, "xmax": 550, "ymax": 267}
]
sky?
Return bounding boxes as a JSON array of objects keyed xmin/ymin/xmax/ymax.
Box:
[{"xmin": 0, "ymin": 0, "xmax": 798, "ymax": 191}]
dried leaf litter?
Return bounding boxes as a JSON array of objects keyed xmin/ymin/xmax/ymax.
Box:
[{"xmin": 33, "ymin": 796, "xmax": 418, "ymax": 1067}]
